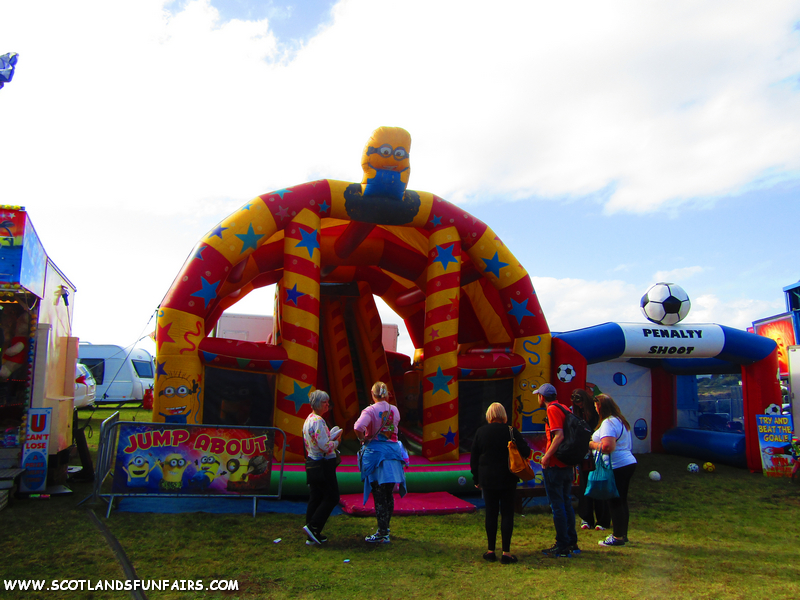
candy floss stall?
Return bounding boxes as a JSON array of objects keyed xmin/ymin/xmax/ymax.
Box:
[{"xmin": 0, "ymin": 206, "xmax": 78, "ymax": 505}]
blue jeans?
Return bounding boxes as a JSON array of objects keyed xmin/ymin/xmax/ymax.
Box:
[{"xmin": 543, "ymin": 467, "xmax": 578, "ymax": 550}]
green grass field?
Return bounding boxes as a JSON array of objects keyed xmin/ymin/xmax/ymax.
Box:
[{"xmin": 2, "ymin": 405, "xmax": 799, "ymax": 599}]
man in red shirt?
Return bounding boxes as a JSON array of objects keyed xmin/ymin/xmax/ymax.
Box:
[{"xmin": 536, "ymin": 383, "xmax": 579, "ymax": 557}]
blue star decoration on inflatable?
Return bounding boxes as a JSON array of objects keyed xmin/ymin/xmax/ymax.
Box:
[
  {"xmin": 193, "ymin": 245, "xmax": 209, "ymax": 261},
  {"xmin": 285, "ymin": 283, "xmax": 305, "ymax": 305},
  {"xmin": 441, "ymin": 427, "xmax": 457, "ymax": 448},
  {"xmin": 427, "ymin": 366, "xmax": 452, "ymax": 395},
  {"xmin": 235, "ymin": 224, "xmax": 263, "ymax": 253},
  {"xmin": 433, "ymin": 244, "xmax": 458, "ymax": 271},
  {"xmin": 0, "ymin": 53, "xmax": 19, "ymax": 90},
  {"xmin": 191, "ymin": 277, "xmax": 219, "ymax": 308},
  {"xmin": 482, "ymin": 252, "xmax": 508, "ymax": 278},
  {"xmin": 295, "ymin": 228, "xmax": 320, "ymax": 258},
  {"xmin": 271, "ymin": 188, "xmax": 292, "ymax": 200},
  {"xmin": 286, "ymin": 382, "xmax": 313, "ymax": 413},
  {"xmin": 508, "ymin": 298, "xmax": 534, "ymax": 325},
  {"xmin": 207, "ymin": 224, "xmax": 228, "ymax": 240}
]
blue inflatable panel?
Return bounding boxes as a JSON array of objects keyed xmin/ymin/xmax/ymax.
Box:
[
  {"xmin": 661, "ymin": 427, "xmax": 747, "ymax": 468},
  {"xmin": 554, "ymin": 323, "xmax": 626, "ymax": 364},
  {"xmin": 718, "ymin": 325, "xmax": 776, "ymax": 364},
  {"xmin": 629, "ymin": 357, "xmax": 740, "ymax": 375}
]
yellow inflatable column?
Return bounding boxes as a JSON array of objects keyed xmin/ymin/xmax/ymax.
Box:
[
  {"xmin": 422, "ymin": 226, "xmax": 461, "ymax": 461},
  {"xmin": 513, "ymin": 334, "xmax": 551, "ymax": 429},
  {"xmin": 153, "ymin": 308, "xmax": 205, "ymax": 425},
  {"xmin": 273, "ymin": 209, "xmax": 321, "ymax": 460}
]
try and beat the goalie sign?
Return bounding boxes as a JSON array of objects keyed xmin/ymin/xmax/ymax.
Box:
[{"xmin": 154, "ymin": 126, "xmax": 552, "ymax": 462}]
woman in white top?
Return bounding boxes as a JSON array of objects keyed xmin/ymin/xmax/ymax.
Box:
[
  {"xmin": 588, "ymin": 394, "xmax": 637, "ymax": 547},
  {"xmin": 302, "ymin": 390, "xmax": 342, "ymax": 545}
]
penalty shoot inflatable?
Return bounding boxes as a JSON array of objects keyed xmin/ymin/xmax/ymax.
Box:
[{"xmin": 154, "ymin": 127, "xmax": 552, "ymax": 477}]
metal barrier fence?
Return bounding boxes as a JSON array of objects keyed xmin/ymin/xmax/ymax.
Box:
[
  {"xmin": 78, "ymin": 410, "xmax": 120, "ymax": 508},
  {"xmin": 85, "ymin": 417, "xmax": 286, "ymax": 517}
]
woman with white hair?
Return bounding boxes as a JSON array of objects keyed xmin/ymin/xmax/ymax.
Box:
[
  {"xmin": 354, "ymin": 381, "xmax": 407, "ymax": 544},
  {"xmin": 302, "ymin": 389, "xmax": 342, "ymax": 545}
]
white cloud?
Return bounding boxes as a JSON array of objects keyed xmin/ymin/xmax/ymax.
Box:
[
  {"xmin": 528, "ymin": 277, "xmax": 784, "ymax": 337},
  {"xmin": 5, "ymin": 1, "xmax": 800, "ymax": 215},
  {"xmin": 532, "ymin": 277, "xmax": 643, "ymax": 332},
  {"xmin": 689, "ymin": 293, "xmax": 784, "ymax": 330},
  {"xmin": 2, "ymin": 0, "xmax": 797, "ymax": 348}
]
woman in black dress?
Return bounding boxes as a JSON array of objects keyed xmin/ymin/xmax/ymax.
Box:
[{"xmin": 470, "ymin": 402, "xmax": 531, "ymax": 564}]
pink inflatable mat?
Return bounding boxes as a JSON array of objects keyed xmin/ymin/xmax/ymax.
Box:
[{"xmin": 339, "ymin": 491, "xmax": 476, "ymax": 516}]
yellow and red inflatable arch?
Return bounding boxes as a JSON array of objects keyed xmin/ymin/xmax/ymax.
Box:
[{"xmin": 154, "ymin": 127, "xmax": 552, "ymax": 462}]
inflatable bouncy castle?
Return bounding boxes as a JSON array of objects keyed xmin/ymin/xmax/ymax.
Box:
[{"xmin": 154, "ymin": 127, "xmax": 551, "ymax": 477}]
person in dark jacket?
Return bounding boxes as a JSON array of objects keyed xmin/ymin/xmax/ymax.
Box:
[
  {"xmin": 571, "ymin": 388, "xmax": 610, "ymax": 531},
  {"xmin": 470, "ymin": 402, "xmax": 531, "ymax": 564}
]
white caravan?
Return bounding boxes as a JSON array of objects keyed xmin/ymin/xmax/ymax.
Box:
[{"xmin": 77, "ymin": 344, "xmax": 155, "ymax": 405}]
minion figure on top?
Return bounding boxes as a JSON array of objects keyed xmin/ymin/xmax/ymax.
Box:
[
  {"xmin": 345, "ymin": 126, "xmax": 420, "ymax": 226},
  {"xmin": 361, "ymin": 126, "xmax": 411, "ymax": 200}
]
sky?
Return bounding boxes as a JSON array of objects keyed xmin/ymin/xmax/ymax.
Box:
[{"xmin": 2, "ymin": 0, "xmax": 800, "ymax": 359}]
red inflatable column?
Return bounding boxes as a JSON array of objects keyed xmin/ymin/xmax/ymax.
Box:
[
  {"xmin": 422, "ymin": 227, "xmax": 461, "ymax": 461},
  {"xmin": 650, "ymin": 366, "xmax": 675, "ymax": 454},
  {"xmin": 273, "ymin": 209, "xmax": 321, "ymax": 460},
  {"xmin": 550, "ymin": 337, "xmax": 587, "ymax": 410},
  {"xmin": 742, "ymin": 349, "xmax": 781, "ymax": 472}
]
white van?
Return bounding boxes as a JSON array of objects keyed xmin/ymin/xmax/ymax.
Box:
[{"xmin": 78, "ymin": 344, "xmax": 155, "ymax": 405}]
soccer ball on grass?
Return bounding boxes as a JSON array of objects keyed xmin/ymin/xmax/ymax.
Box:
[
  {"xmin": 687, "ymin": 463, "xmax": 700, "ymax": 473},
  {"xmin": 703, "ymin": 462, "xmax": 715, "ymax": 472}
]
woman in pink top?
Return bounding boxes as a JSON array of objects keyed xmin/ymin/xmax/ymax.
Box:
[{"xmin": 353, "ymin": 381, "xmax": 407, "ymax": 543}]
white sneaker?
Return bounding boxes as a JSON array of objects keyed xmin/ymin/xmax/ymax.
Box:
[{"xmin": 303, "ymin": 525, "xmax": 321, "ymax": 545}]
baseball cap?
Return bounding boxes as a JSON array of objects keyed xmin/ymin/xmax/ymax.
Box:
[{"xmin": 532, "ymin": 383, "xmax": 557, "ymax": 398}]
